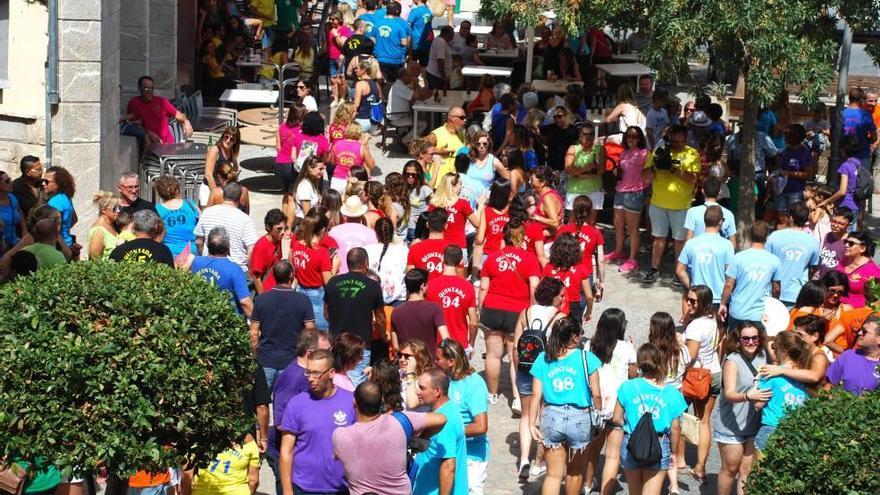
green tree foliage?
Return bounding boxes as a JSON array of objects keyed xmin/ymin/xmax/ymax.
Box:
[
  {"xmin": 745, "ymin": 389, "xmax": 880, "ymax": 494},
  {"xmin": 0, "ymin": 262, "xmax": 253, "ymax": 479},
  {"xmin": 481, "ymin": 0, "xmax": 879, "ymax": 240}
]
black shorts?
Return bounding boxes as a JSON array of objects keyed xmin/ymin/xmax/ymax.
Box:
[
  {"xmin": 480, "ymin": 307, "xmax": 519, "ymax": 333},
  {"xmin": 273, "ymin": 162, "xmax": 295, "ymax": 192}
]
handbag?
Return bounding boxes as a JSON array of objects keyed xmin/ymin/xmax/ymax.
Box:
[
  {"xmin": 682, "ymin": 366, "xmax": 711, "ymax": 401},
  {"xmin": 581, "ymin": 348, "xmax": 602, "ymax": 437},
  {"xmin": 0, "ymin": 462, "xmax": 28, "ymax": 495},
  {"xmin": 680, "ymin": 412, "xmax": 701, "ymax": 445}
]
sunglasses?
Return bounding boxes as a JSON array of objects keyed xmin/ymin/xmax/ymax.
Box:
[
  {"xmin": 685, "ymin": 297, "xmax": 699, "ymax": 304},
  {"xmin": 476, "ymin": 141, "xmax": 489, "ymax": 147},
  {"xmin": 740, "ymin": 335, "xmax": 760, "ymax": 344},
  {"xmin": 297, "ymin": 85, "xmax": 308, "ymax": 90},
  {"xmin": 404, "ymin": 172, "xmax": 419, "ymax": 178},
  {"xmin": 827, "ymin": 287, "xmax": 845, "ymax": 295},
  {"xmin": 844, "ymin": 239, "xmax": 864, "ymax": 247},
  {"xmin": 399, "ymin": 352, "xmax": 415, "ymax": 359}
]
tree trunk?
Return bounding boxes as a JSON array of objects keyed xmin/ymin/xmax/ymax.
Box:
[{"xmin": 736, "ymin": 78, "xmax": 760, "ymax": 248}]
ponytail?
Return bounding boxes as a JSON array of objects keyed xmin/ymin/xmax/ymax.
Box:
[{"xmin": 544, "ymin": 318, "xmax": 581, "ymax": 362}]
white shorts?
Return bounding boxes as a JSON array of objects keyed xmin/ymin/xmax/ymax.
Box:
[
  {"xmin": 466, "ymin": 458, "xmax": 488, "ymax": 495},
  {"xmin": 566, "ymin": 191, "xmax": 605, "ymax": 211},
  {"xmin": 199, "ymin": 183, "xmax": 211, "ymax": 207},
  {"xmin": 648, "ymin": 203, "xmax": 688, "ymax": 240},
  {"xmin": 330, "ymin": 176, "xmax": 348, "ymax": 193}
]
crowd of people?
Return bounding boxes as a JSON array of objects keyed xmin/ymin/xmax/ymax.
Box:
[{"xmin": 4, "ymin": 0, "xmax": 880, "ymax": 494}]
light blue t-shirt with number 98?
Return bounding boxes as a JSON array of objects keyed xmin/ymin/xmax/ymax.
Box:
[
  {"xmin": 530, "ymin": 349, "xmax": 601, "ymax": 408},
  {"xmin": 616, "ymin": 377, "xmax": 688, "ymax": 434}
]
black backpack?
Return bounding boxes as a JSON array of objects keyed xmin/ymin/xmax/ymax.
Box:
[
  {"xmin": 516, "ymin": 309, "xmax": 561, "ymax": 372},
  {"xmin": 626, "ymin": 392, "xmax": 662, "ymax": 467},
  {"xmin": 853, "ymin": 165, "xmax": 874, "ymax": 202}
]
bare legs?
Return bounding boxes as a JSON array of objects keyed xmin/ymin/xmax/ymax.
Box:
[
  {"xmin": 484, "ymin": 329, "xmax": 505, "ymax": 395},
  {"xmin": 623, "ymin": 468, "xmax": 666, "ymax": 495},
  {"xmin": 600, "ymin": 428, "xmax": 623, "ymax": 495},
  {"xmin": 717, "ymin": 440, "xmax": 756, "ymax": 495},
  {"xmin": 691, "ymin": 395, "xmax": 717, "ymax": 479},
  {"xmin": 542, "ymin": 445, "xmax": 589, "ymax": 495}
]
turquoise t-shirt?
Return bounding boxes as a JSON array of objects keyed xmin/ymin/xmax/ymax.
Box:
[
  {"xmin": 725, "ymin": 248, "xmax": 782, "ymax": 320},
  {"xmin": 449, "ymin": 373, "xmax": 490, "ymax": 461},
  {"xmin": 413, "ymin": 401, "xmax": 469, "ymax": 495},
  {"xmin": 616, "ymin": 377, "xmax": 688, "ymax": 435},
  {"xmin": 47, "ymin": 193, "xmax": 74, "ymax": 245},
  {"xmin": 678, "ymin": 232, "xmax": 734, "ymax": 304},
  {"xmin": 530, "ymin": 349, "xmax": 602, "ymax": 408},
  {"xmin": 765, "ymin": 229, "xmax": 821, "ymax": 303},
  {"xmin": 757, "ymin": 372, "xmax": 809, "ymax": 427}
]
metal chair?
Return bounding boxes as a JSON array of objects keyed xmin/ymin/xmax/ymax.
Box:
[
  {"xmin": 379, "ymin": 111, "xmax": 413, "ymax": 152},
  {"xmin": 191, "ymin": 90, "xmax": 238, "ymax": 131}
]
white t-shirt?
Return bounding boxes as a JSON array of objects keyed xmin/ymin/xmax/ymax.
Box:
[
  {"xmin": 426, "ymin": 37, "xmax": 452, "ymax": 79},
  {"xmin": 450, "ymin": 33, "xmax": 467, "ymax": 56},
  {"xmin": 684, "ymin": 315, "xmax": 722, "ymax": 374},
  {"xmin": 295, "ymin": 179, "xmax": 320, "ymax": 218},
  {"xmin": 645, "ymin": 106, "xmax": 670, "ymax": 147},
  {"xmin": 665, "ymin": 343, "xmax": 691, "ymax": 389},
  {"xmin": 388, "ymin": 79, "xmax": 414, "ymax": 124},
  {"xmin": 522, "ymin": 304, "xmax": 563, "ymax": 339},
  {"xmin": 588, "ymin": 339, "xmax": 637, "ymax": 415},
  {"xmin": 302, "ymin": 95, "xmax": 318, "ymax": 112},
  {"xmin": 616, "ymin": 103, "xmax": 645, "ymax": 133},
  {"xmin": 365, "ymin": 241, "xmax": 409, "ymax": 303}
]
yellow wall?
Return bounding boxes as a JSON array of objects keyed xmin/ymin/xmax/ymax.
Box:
[{"xmin": 0, "ymin": 0, "xmax": 48, "ymax": 119}]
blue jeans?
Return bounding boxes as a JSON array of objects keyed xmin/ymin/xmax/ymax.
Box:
[
  {"xmin": 263, "ymin": 367, "xmax": 282, "ymax": 393},
  {"xmin": 297, "ymin": 286, "xmax": 329, "ymax": 331},
  {"xmin": 347, "ymin": 349, "xmax": 372, "ymax": 387},
  {"xmin": 266, "ymin": 451, "xmax": 283, "ymax": 495}
]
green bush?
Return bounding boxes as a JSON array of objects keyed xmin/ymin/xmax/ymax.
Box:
[
  {"xmin": 0, "ymin": 261, "xmax": 253, "ymax": 478},
  {"xmin": 746, "ymin": 388, "xmax": 880, "ymax": 494}
]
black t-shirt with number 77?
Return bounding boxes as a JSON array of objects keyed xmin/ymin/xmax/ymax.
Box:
[{"xmin": 324, "ymin": 271, "xmax": 385, "ymax": 341}]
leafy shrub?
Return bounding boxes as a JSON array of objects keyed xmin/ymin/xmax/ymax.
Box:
[
  {"xmin": 0, "ymin": 261, "xmax": 253, "ymax": 478},
  {"xmin": 746, "ymin": 388, "xmax": 880, "ymax": 494}
]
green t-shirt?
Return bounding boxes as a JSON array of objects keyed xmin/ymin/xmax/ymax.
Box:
[
  {"xmin": 275, "ymin": 0, "xmax": 302, "ymax": 31},
  {"xmin": 22, "ymin": 243, "xmax": 67, "ymax": 268},
  {"xmin": 567, "ymin": 143, "xmax": 603, "ymax": 194}
]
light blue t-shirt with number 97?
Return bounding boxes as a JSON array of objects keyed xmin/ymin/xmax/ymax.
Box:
[
  {"xmin": 726, "ymin": 248, "xmax": 782, "ymax": 320},
  {"xmin": 530, "ymin": 349, "xmax": 602, "ymax": 408}
]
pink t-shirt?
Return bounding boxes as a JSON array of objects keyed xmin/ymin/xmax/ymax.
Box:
[
  {"xmin": 331, "ymin": 139, "xmax": 364, "ymax": 179},
  {"xmin": 332, "ymin": 412, "xmax": 427, "ymax": 495},
  {"xmin": 276, "ymin": 123, "xmax": 302, "ymax": 163},
  {"xmin": 127, "ymin": 96, "xmax": 178, "ymax": 144},
  {"xmin": 328, "ymin": 25, "xmax": 353, "ymax": 60},
  {"xmin": 616, "ymin": 148, "xmax": 649, "ymax": 192},
  {"xmin": 328, "ymin": 123, "xmax": 347, "ymax": 144},
  {"xmin": 293, "ymin": 133, "xmax": 330, "ymax": 162},
  {"xmin": 837, "ymin": 260, "xmax": 880, "ymax": 308},
  {"xmin": 329, "ymin": 222, "xmax": 378, "ymax": 273}
]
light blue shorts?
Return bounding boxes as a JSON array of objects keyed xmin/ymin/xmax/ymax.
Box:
[
  {"xmin": 755, "ymin": 424, "xmax": 777, "ymax": 451},
  {"xmin": 540, "ymin": 404, "xmax": 595, "ymax": 450}
]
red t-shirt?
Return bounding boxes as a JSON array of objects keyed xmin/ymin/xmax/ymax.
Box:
[
  {"xmin": 521, "ymin": 221, "xmax": 546, "ymax": 258},
  {"xmin": 319, "ymin": 234, "xmax": 339, "ymax": 252},
  {"xmin": 482, "ymin": 246, "xmax": 540, "ymax": 313},
  {"xmin": 290, "ymin": 240, "xmax": 333, "ymax": 288},
  {"xmin": 407, "ymin": 238, "xmax": 453, "ymax": 279},
  {"xmin": 426, "ymin": 274, "xmax": 476, "ymax": 348},
  {"xmin": 542, "ymin": 263, "xmax": 590, "ymax": 315},
  {"xmin": 250, "ymin": 235, "xmax": 282, "ymax": 291},
  {"xmin": 430, "ymin": 199, "xmax": 473, "ymax": 248},
  {"xmin": 556, "ymin": 223, "xmax": 604, "ymax": 276},
  {"xmin": 126, "ymin": 95, "xmax": 178, "ymax": 144},
  {"xmin": 483, "ymin": 207, "xmax": 510, "ymax": 254}
]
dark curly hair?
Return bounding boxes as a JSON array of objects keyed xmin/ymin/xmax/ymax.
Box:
[
  {"xmin": 301, "ymin": 111, "xmax": 325, "ymax": 136},
  {"xmin": 534, "ymin": 277, "xmax": 564, "ymax": 306},
  {"xmin": 371, "ymin": 361, "xmax": 404, "ymax": 412},
  {"xmin": 549, "ymin": 233, "xmax": 582, "ymax": 270},
  {"xmin": 46, "ymin": 166, "xmax": 76, "ymax": 198},
  {"xmin": 332, "ymin": 332, "xmax": 365, "ymax": 373}
]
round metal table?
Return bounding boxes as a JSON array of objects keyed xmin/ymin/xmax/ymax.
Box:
[
  {"xmin": 238, "ymin": 107, "xmax": 282, "ymax": 126},
  {"xmin": 239, "ymin": 124, "xmax": 278, "ymax": 147}
]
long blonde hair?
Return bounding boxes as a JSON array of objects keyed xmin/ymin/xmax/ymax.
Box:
[
  {"xmin": 332, "ymin": 101, "xmax": 357, "ymax": 127},
  {"xmin": 430, "ymin": 173, "xmax": 460, "ymax": 208}
]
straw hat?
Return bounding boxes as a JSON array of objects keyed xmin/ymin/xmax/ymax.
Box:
[{"xmin": 340, "ymin": 195, "xmax": 368, "ymax": 218}]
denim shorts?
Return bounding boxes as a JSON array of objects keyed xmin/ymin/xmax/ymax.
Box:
[
  {"xmin": 614, "ymin": 189, "xmax": 648, "ymax": 213},
  {"xmin": 771, "ymin": 191, "xmax": 803, "ymax": 212},
  {"xmin": 648, "ymin": 204, "xmax": 688, "ymax": 240},
  {"xmin": 713, "ymin": 430, "xmax": 753, "ymax": 445},
  {"xmin": 515, "ymin": 369, "xmax": 533, "ymax": 396},
  {"xmin": 329, "ymin": 57, "xmax": 344, "ymax": 77},
  {"xmin": 620, "ymin": 432, "xmax": 671, "ymax": 470},
  {"xmin": 540, "ymin": 404, "xmax": 595, "ymax": 450},
  {"xmin": 755, "ymin": 424, "xmax": 777, "ymax": 451}
]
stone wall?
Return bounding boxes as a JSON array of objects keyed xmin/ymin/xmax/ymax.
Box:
[{"xmin": 120, "ymin": 0, "xmax": 181, "ymax": 107}]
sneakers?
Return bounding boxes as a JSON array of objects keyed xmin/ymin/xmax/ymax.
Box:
[
  {"xmin": 619, "ymin": 259, "xmax": 639, "ymax": 273},
  {"xmin": 511, "ymin": 397, "xmax": 522, "ymax": 416},
  {"xmin": 604, "ymin": 250, "xmax": 624, "ymax": 262},
  {"xmin": 488, "ymin": 394, "xmax": 499, "ymax": 405},
  {"xmin": 518, "ymin": 461, "xmax": 530, "ymax": 482},
  {"xmin": 529, "ymin": 463, "xmax": 547, "ymax": 478},
  {"xmin": 642, "ymin": 268, "xmax": 659, "ymax": 283}
]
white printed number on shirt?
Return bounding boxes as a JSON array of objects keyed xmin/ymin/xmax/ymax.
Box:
[
  {"xmin": 696, "ymin": 252, "xmax": 713, "ymax": 264},
  {"xmin": 442, "ymin": 295, "xmax": 462, "ymax": 308},
  {"xmin": 784, "ymin": 249, "xmax": 803, "ymax": 262},
  {"xmin": 746, "ymin": 268, "xmax": 769, "ymax": 282},
  {"xmin": 497, "ymin": 258, "xmax": 519, "ymax": 272},
  {"xmin": 552, "ymin": 377, "xmax": 575, "ymax": 393}
]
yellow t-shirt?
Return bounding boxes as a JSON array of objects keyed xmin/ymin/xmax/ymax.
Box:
[
  {"xmin": 258, "ymin": 52, "xmax": 285, "ymax": 81},
  {"xmin": 193, "ymin": 441, "xmax": 260, "ymax": 495},
  {"xmin": 648, "ymin": 145, "xmax": 701, "ymax": 210},
  {"xmin": 431, "ymin": 125, "xmax": 464, "ymax": 181}
]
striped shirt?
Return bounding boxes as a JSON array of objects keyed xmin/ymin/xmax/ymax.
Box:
[{"xmin": 193, "ymin": 204, "xmax": 259, "ymax": 271}]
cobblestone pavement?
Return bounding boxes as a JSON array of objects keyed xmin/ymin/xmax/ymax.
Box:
[{"xmin": 239, "ymin": 138, "xmax": 724, "ymax": 494}]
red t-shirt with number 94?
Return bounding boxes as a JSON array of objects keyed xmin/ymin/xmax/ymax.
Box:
[
  {"xmin": 541, "ymin": 263, "xmax": 590, "ymax": 315},
  {"xmin": 407, "ymin": 238, "xmax": 453, "ymax": 279},
  {"xmin": 429, "ymin": 199, "xmax": 473, "ymax": 248},
  {"xmin": 426, "ymin": 274, "xmax": 476, "ymax": 348},
  {"xmin": 482, "ymin": 246, "xmax": 541, "ymax": 313}
]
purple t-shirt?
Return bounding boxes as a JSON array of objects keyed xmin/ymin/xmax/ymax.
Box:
[
  {"xmin": 278, "ymin": 388, "xmax": 356, "ymax": 492},
  {"xmin": 269, "ymin": 360, "xmax": 310, "ymax": 457},
  {"xmin": 836, "ymin": 158, "xmax": 860, "ymax": 213},
  {"xmin": 332, "ymin": 412, "xmax": 428, "ymax": 495},
  {"xmin": 776, "ymin": 145, "xmax": 812, "ymax": 193},
  {"xmin": 818, "ymin": 233, "xmax": 846, "ymax": 278},
  {"xmin": 825, "ymin": 349, "xmax": 880, "ymax": 395}
]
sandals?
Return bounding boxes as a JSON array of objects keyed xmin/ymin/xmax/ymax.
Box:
[{"xmin": 688, "ymin": 467, "xmax": 708, "ymax": 485}]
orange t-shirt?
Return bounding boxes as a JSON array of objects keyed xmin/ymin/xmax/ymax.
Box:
[
  {"xmin": 872, "ymin": 105, "xmax": 880, "ymax": 130},
  {"xmin": 129, "ymin": 470, "xmax": 171, "ymax": 488},
  {"xmin": 840, "ymin": 307, "xmax": 874, "ymax": 350}
]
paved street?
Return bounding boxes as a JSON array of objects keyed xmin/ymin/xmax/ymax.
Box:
[{"xmin": 238, "ymin": 138, "xmax": 723, "ymax": 494}]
